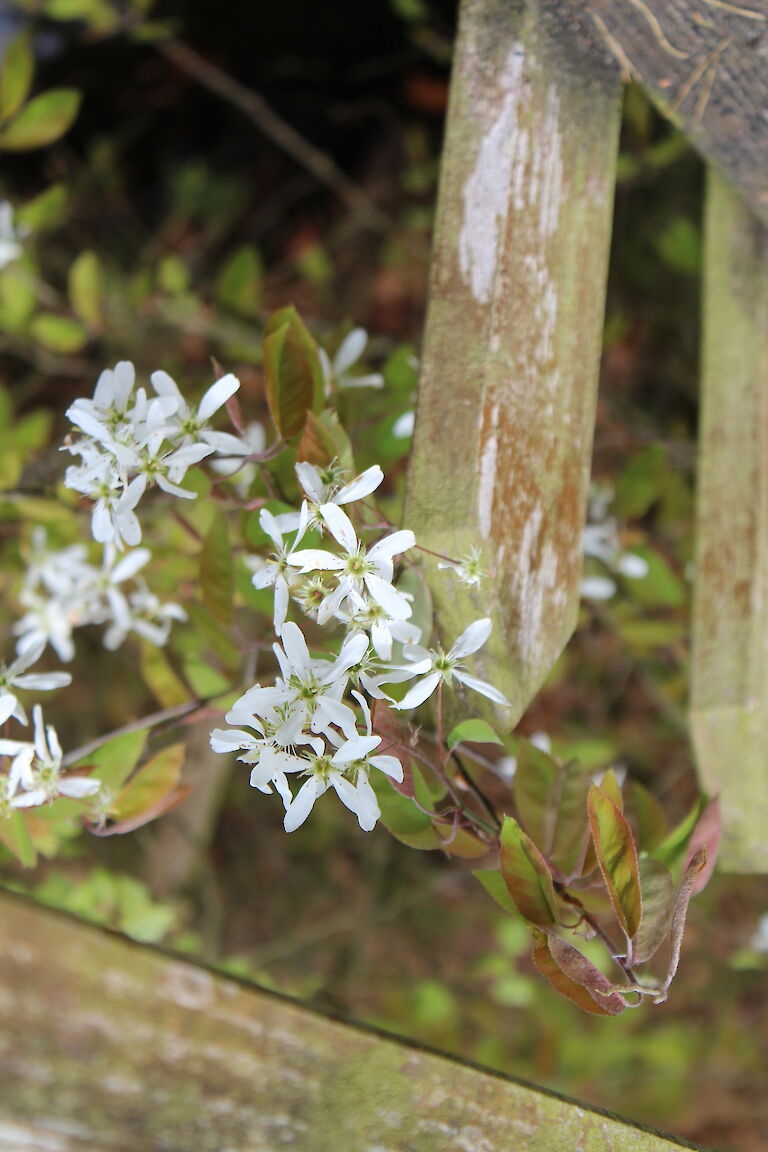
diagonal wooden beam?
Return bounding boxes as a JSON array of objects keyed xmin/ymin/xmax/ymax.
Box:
[
  {"xmin": 0, "ymin": 890, "xmax": 708, "ymax": 1151},
  {"xmin": 691, "ymin": 167, "xmax": 768, "ymax": 873},
  {"xmin": 405, "ymin": 0, "xmax": 622, "ymax": 726},
  {"xmin": 586, "ymin": 0, "xmax": 768, "ymax": 228}
]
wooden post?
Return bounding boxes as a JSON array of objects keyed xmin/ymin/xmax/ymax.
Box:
[
  {"xmin": 0, "ymin": 891, "xmax": 704, "ymax": 1150},
  {"xmin": 405, "ymin": 0, "xmax": 622, "ymax": 726},
  {"xmin": 691, "ymin": 169, "xmax": 768, "ymax": 873}
]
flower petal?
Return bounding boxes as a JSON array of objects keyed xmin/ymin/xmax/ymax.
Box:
[
  {"xmin": 333, "ymin": 328, "xmax": 367, "ymax": 375},
  {"xmin": 449, "ymin": 617, "xmax": 492, "ymax": 659},
  {"xmin": 393, "ymin": 670, "xmax": 442, "ymax": 710},
  {"xmin": 453, "ymin": 670, "xmax": 510, "ymax": 707},
  {"xmin": 319, "ymin": 503, "xmax": 358, "ymax": 555},
  {"xmin": 198, "ymin": 373, "xmax": 241, "ymax": 422},
  {"xmin": 335, "ymin": 465, "xmax": 383, "ymax": 506},
  {"xmin": 284, "ymin": 776, "xmax": 325, "ymax": 832}
]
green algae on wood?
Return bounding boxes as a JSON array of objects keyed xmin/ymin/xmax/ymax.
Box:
[
  {"xmin": 690, "ymin": 169, "xmax": 768, "ymax": 874},
  {"xmin": 0, "ymin": 890, "xmax": 705, "ymax": 1151},
  {"xmin": 405, "ymin": 0, "xmax": 622, "ymax": 727}
]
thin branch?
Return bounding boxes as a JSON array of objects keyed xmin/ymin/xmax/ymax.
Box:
[
  {"xmin": 62, "ymin": 699, "xmax": 207, "ymax": 767},
  {"xmin": 155, "ymin": 38, "xmax": 392, "ymax": 232}
]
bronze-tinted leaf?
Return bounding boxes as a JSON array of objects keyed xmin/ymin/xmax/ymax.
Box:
[
  {"xmin": 662, "ymin": 847, "xmax": 708, "ymax": 995},
  {"xmin": 296, "ymin": 409, "xmax": 353, "ymax": 472},
  {"xmin": 531, "ymin": 930, "xmax": 625, "ymax": 1016},
  {"xmin": 500, "ymin": 815, "xmax": 558, "ymax": 927},
  {"xmin": 633, "ymin": 857, "xmax": 675, "ymax": 964},
  {"xmin": 263, "ymin": 306, "xmax": 323, "ymax": 440},
  {"xmin": 110, "ymin": 743, "xmax": 185, "ymax": 823},
  {"xmin": 588, "ymin": 784, "xmax": 642, "ymax": 941}
]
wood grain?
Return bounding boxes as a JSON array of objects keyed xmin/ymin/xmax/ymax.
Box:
[
  {"xmin": 691, "ymin": 168, "xmax": 768, "ymax": 872},
  {"xmin": 0, "ymin": 891, "xmax": 706, "ymax": 1151}
]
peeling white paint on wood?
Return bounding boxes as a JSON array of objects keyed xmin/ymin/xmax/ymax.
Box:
[
  {"xmin": 477, "ymin": 401, "xmax": 500, "ymax": 538},
  {"xmin": 458, "ymin": 44, "xmax": 525, "ymax": 305}
]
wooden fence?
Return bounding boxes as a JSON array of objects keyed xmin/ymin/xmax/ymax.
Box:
[
  {"xmin": 0, "ymin": 891, "xmax": 706, "ymax": 1152},
  {"xmin": 2, "ymin": 0, "xmax": 767, "ymax": 1145}
]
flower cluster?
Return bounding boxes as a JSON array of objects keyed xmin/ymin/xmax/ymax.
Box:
[
  {"xmin": 212, "ymin": 461, "xmax": 510, "ymax": 832},
  {"xmin": 64, "ymin": 360, "xmax": 251, "ymax": 549},
  {"xmin": 0, "ymin": 704, "xmax": 99, "ymax": 815},
  {"xmin": 13, "ymin": 529, "xmax": 185, "ymax": 662}
]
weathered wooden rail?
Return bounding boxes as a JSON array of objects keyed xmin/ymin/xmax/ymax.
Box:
[{"xmin": 0, "ymin": 890, "xmax": 706, "ymax": 1152}]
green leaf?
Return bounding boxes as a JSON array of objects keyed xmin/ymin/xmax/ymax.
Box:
[
  {"xmin": 15, "ymin": 183, "xmax": 68, "ymax": 232},
  {"xmin": 656, "ymin": 215, "xmax": 700, "ymax": 275},
  {"xmin": 0, "ymin": 264, "xmax": 36, "ymax": 330},
  {"xmin": 513, "ymin": 742, "xmax": 589, "ymax": 873},
  {"xmin": 263, "ymin": 306, "xmax": 323, "ymax": 440},
  {"xmin": 111, "ymin": 743, "xmax": 185, "ymax": 823},
  {"xmin": 474, "ymin": 867, "xmax": 518, "ymax": 914},
  {"xmin": 216, "ymin": 245, "xmax": 262, "ymax": 315},
  {"xmin": 44, "ymin": 0, "xmax": 121, "ymax": 31},
  {"xmin": 624, "ymin": 546, "xmax": 685, "ymax": 608},
  {"xmin": 447, "ymin": 719, "xmax": 503, "ymax": 751},
  {"xmin": 30, "ymin": 313, "xmax": 87, "ymax": 353},
  {"xmin": 499, "ymin": 815, "xmax": 559, "ymax": 927},
  {"xmin": 369, "ymin": 766, "xmax": 441, "ymax": 850},
  {"xmin": 615, "ymin": 443, "xmax": 667, "ymax": 519},
  {"xmin": 296, "ymin": 408, "xmax": 354, "ymax": 472},
  {"xmin": 652, "ymin": 795, "xmax": 706, "ymax": 875},
  {"xmin": 0, "ymin": 33, "xmax": 34, "ymax": 122},
  {"xmin": 0, "ymin": 88, "xmax": 81, "ymax": 151},
  {"xmin": 200, "ymin": 516, "xmax": 233, "ymax": 625},
  {"xmin": 73, "ymin": 728, "xmax": 147, "ymax": 791},
  {"xmin": 531, "ymin": 930, "xmax": 626, "ymax": 1016},
  {"xmin": 0, "ymin": 810, "xmax": 37, "ymax": 867},
  {"xmin": 140, "ymin": 640, "xmax": 191, "ymax": 708},
  {"xmin": 68, "ymin": 250, "xmax": 103, "ymax": 330},
  {"xmin": 588, "ymin": 784, "xmax": 642, "ymax": 941},
  {"xmin": 157, "ymin": 254, "xmax": 189, "ymax": 296},
  {"xmin": 625, "ymin": 780, "xmax": 668, "ymax": 853},
  {"xmin": 633, "ymin": 857, "xmax": 675, "ymax": 964}
]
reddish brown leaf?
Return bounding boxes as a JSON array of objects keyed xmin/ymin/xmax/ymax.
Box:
[
  {"xmin": 662, "ymin": 847, "xmax": 708, "ymax": 994},
  {"xmin": 683, "ymin": 796, "xmax": 721, "ymax": 896},
  {"xmin": 531, "ymin": 931, "xmax": 626, "ymax": 1016}
]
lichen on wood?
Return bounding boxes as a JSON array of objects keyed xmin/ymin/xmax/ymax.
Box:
[
  {"xmin": 0, "ymin": 891, "xmax": 703, "ymax": 1151},
  {"xmin": 405, "ymin": 0, "xmax": 622, "ymax": 727},
  {"xmin": 691, "ymin": 168, "xmax": 768, "ymax": 873}
]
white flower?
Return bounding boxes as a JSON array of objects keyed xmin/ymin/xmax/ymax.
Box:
[
  {"xmin": 247, "ymin": 508, "xmax": 305, "ymax": 635},
  {"xmin": 580, "ymin": 575, "xmax": 617, "ymax": 601},
  {"xmin": 389, "ymin": 618, "xmax": 510, "ymax": 710},
  {"xmin": 66, "ymin": 361, "xmax": 140, "ymax": 436},
  {"xmin": 580, "ymin": 485, "xmax": 649, "ymax": 601},
  {"xmin": 0, "ymin": 201, "xmax": 23, "ymax": 269},
  {"xmin": 231, "ymin": 622, "xmax": 367, "ymax": 743},
  {"xmin": 0, "ymin": 705, "xmax": 99, "ymax": 808},
  {"xmin": 151, "ymin": 369, "xmax": 246, "ymax": 454},
  {"xmin": 288, "ymin": 503, "xmax": 415, "ymax": 624},
  {"xmin": 392, "ymin": 411, "xmax": 415, "ymax": 439},
  {"xmin": 320, "ymin": 328, "xmax": 384, "ymax": 393},
  {"xmin": 211, "ymin": 421, "xmax": 266, "ymax": 494},
  {"xmin": 0, "ymin": 639, "xmax": 71, "ymax": 726},
  {"xmin": 276, "ymin": 461, "xmax": 385, "ymax": 535},
  {"xmin": 437, "ymin": 546, "xmax": 487, "ymax": 588}
]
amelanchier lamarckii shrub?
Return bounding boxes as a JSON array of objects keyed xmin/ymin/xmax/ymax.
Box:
[{"xmin": 0, "ymin": 304, "xmax": 720, "ymax": 1014}]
